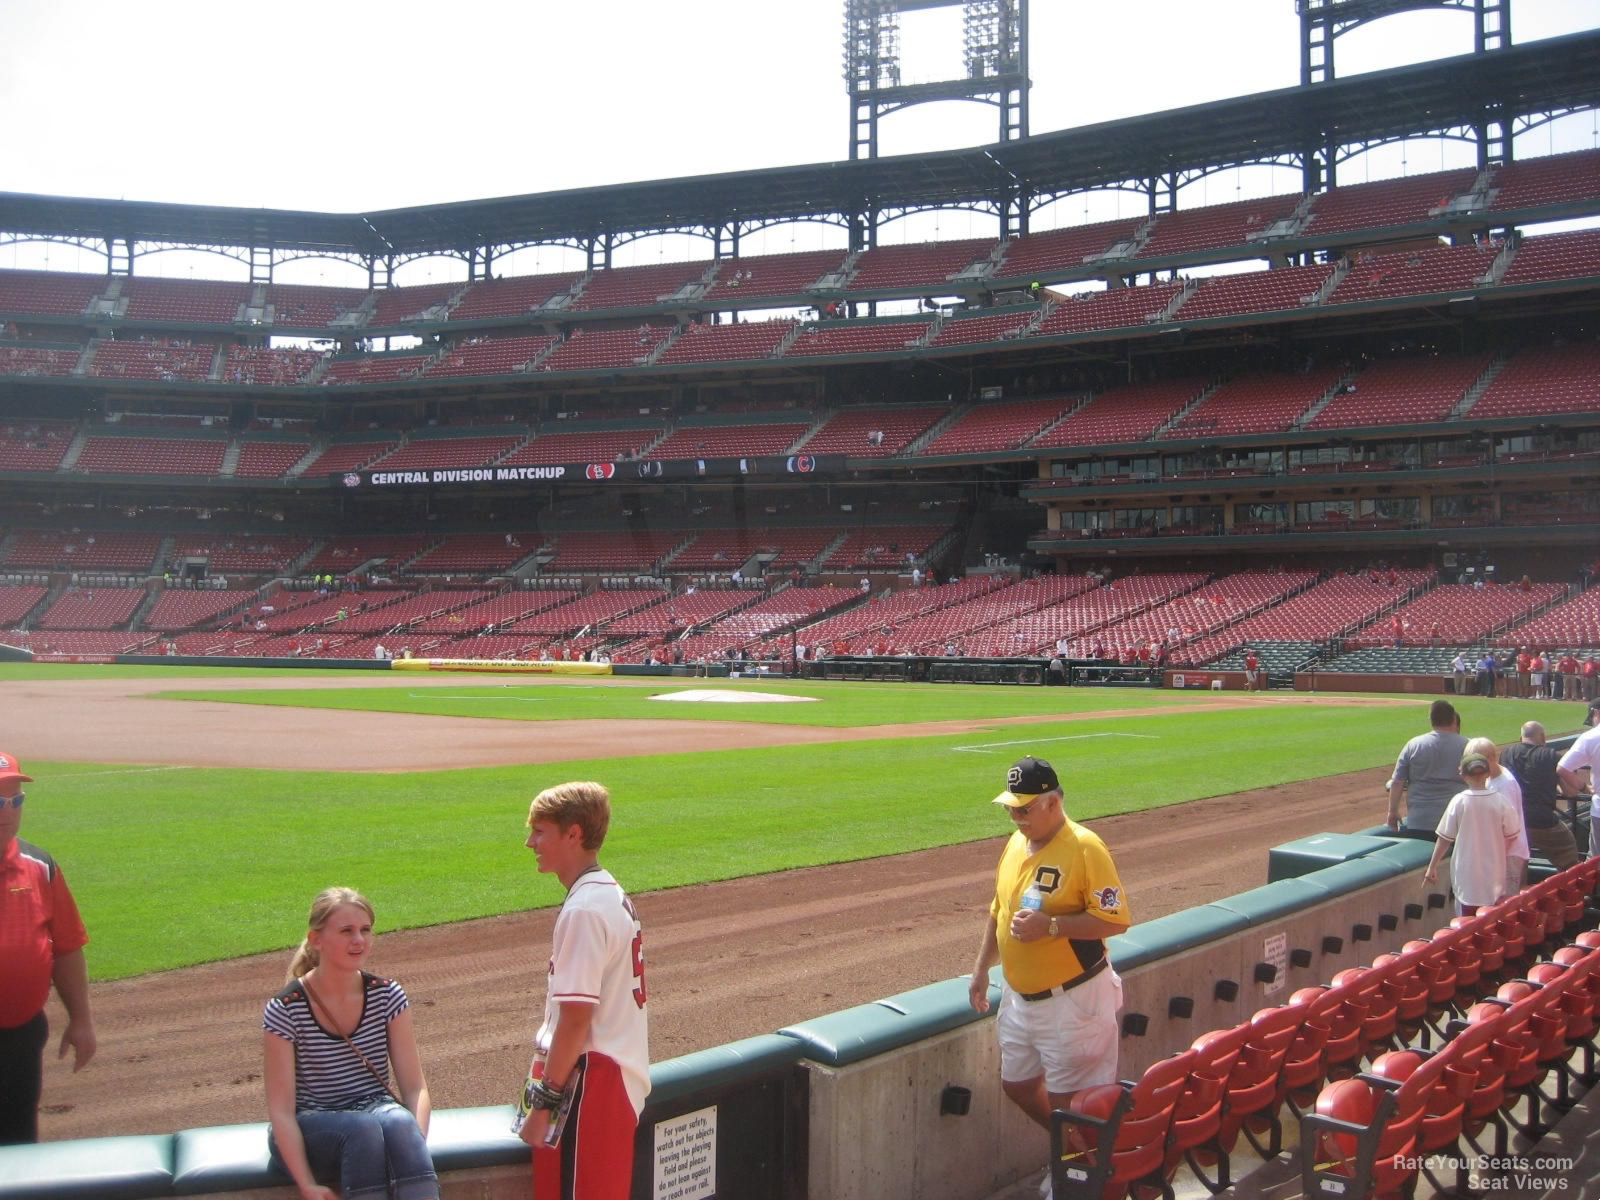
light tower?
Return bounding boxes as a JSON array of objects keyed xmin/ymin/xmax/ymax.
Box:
[{"xmin": 843, "ymin": 0, "xmax": 1030, "ymax": 162}]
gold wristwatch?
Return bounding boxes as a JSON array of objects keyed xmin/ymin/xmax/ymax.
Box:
[{"xmin": 1047, "ymin": 915, "xmax": 1060, "ymax": 937}]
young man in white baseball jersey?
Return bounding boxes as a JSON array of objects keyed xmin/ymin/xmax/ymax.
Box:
[{"xmin": 520, "ymin": 781, "xmax": 650, "ymax": 1200}]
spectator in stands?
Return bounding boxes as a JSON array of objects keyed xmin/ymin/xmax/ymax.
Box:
[
  {"xmin": 968, "ymin": 757, "xmax": 1130, "ymax": 1190},
  {"xmin": 1387, "ymin": 699, "xmax": 1468, "ymax": 840},
  {"xmin": 1501, "ymin": 722, "xmax": 1579, "ymax": 873},
  {"xmin": 262, "ymin": 887, "xmax": 436, "ymax": 1200},
  {"xmin": 0, "ymin": 751, "xmax": 96, "ymax": 1144},
  {"xmin": 1243, "ymin": 649, "xmax": 1260, "ymax": 691},
  {"xmin": 1422, "ymin": 751, "xmax": 1522, "ymax": 917}
]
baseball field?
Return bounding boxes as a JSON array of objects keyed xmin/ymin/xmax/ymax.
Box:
[{"xmin": 6, "ymin": 662, "xmax": 1588, "ymax": 1140}]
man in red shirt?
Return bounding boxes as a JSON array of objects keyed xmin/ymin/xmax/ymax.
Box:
[{"xmin": 0, "ymin": 751, "xmax": 96, "ymax": 1144}]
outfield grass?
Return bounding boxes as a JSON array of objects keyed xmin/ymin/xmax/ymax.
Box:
[{"xmin": 19, "ymin": 667, "xmax": 1584, "ymax": 981}]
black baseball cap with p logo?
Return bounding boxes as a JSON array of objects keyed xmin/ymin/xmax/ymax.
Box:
[{"xmin": 993, "ymin": 756, "xmax": 1060, "ymax": 807}]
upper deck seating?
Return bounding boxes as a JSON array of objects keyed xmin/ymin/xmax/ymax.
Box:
[
  {"xmin": 926, "ymin": 310, "xmax": 1034, "ymax": 349},
  {"xmin": 301, "ymin": 535, "xmax": 434, "ymax": 576},
  {"xmin": 426, "ymin": 336, "xmax": 554, "ymax": 378},
  {"xmin": 320, "ymin": 355, "xmax": 431, "ymax": 385},
  {"xmin": 74, "ymin": 434, "xmax": 228, "ymax": 476},
  {"xmin": 1504, "ymin": 587, "xmax": 1600, "ymax": 648},
  {"xmin": 3, "ymin": 531, "xmax": 163, "ymax": 572},
  {"xmin": 143, "ymin": 589, "xmax": 258, "ymax": 632},
  {"xmin": 1174, "ymin": 263, "xmax": 1333, "ymax": 321},
  {"xmin": 702, "ymin": 250, "xmax": 847, "ymax": 304},
  {"xmin": 847, "ymin": 239, "xmax": 996, "ymax": 291},
  {"xmin": 1501, "ymin": 229, "xmax": 1600, "ymax": 287},
  {"xmin": 367, "ymin": 435, "xmax": 522, "ymax": 471},
  {"xmin": 1174, "ymin": 570, "xmax": 1432, "ymax": 665},
  {"xmin": 799, "ymin": 404, "xmax": 948, "ymax": 457},
  {"xmin": 1036, "ymin": 379, "xmax": 1207, "ymax": 449},
  {"xmin": 233, "ymin": 440, "xmax": 313, "ymax": 478},
  {"xmin": 1031, "ymin": 282, "xmax": 1183, "ymax": 336},
  {"xmin": 0, "ymin": 269, "xmax": 102, "ymax": 317},
  {"xmin": 572, "ymin": 261, "xmax": 712, "ymax": 311},
  {"xmin": 539, "ymin": 326, "xmax": 671, "ymax": 372},
  {"xmin": 0, "ymin": 585, "xmax": 47, "ymax": 625},
  {"xmin": 1308, "ymin": 352, "xmax": 1493, "ymax": 430},
  {"xmin": 648, "ymin": 422, "xmax": 810, "ymax": 460},
  {"xmin": 267, "ymin": 283, "xmax": 369, "ymax": 329},
  {"xmin": 170, "ymin": 536, "xmax": 311, "ymax": 574},
  {"xmin": 407, "ymin": 534, "xmax": 538, "ymax": 574},
  {"xmin": 0, "ymin": 420, "xmax": 76, "ymax": 471},
  {"xmin": 818, "ymin": 525, "xmax": 948, "ymax": 570},
  {"xmin": 541, "ymin": 532, "xmax": 685, "ymax": 574},
  {"xmin": 1487, "ymin": 148, "xmax": 1600, "ymax": 214},
  {"xmin": 1467, "ymin": 343, "xmax": 1600, "ymax": 419},
  {"xmin": 122, "ymin": 278, "xmax": 249, "ymax": 323},
  {"xmin": 89, "ymin": 339, "xmax": 215, "ymax": 382},
  {"xmin": 1069, "ymin": 570, "xmax": 1317, "ymax": 656},
  {"xmin": 509, "ymin": 588, "xmax": 668, "ymax": 634},
  {"xmin": 991, "ymin": 219, "xmax": 1142, "ymax": 283},
  {"xmin": 448, "ymin": 272, "xmax": 583, "ymax": 320},
  {"xmin": 964, "ymin": 573, "xmax": 1205, "ymax": 657},
  {"xmin": 0, "ymin": 344, "xmax": 83, "ymax": 378},
  {"xmin": 655, "ymin": 321, "xmax": 791, "ymax": 364},
  {"xmin": 1349, "ymin": 581, "xmax": 1565, "ymax": 646},
  {"xmin": 783, "ymin": 321, "xmax": 931, "ymax": 358},
  {"xmin": 1302, "ymin": 167, "xmax": 1478, "ymax": 237},
  {"xmin": 499, "ymin": 426, "xmax": 663, "ymax": 465},
  {"xmin": 1167, "ymin": 370, "xmax": 1344, "ymax": 438},
  {"xmin": 35, "ymin": 586, "xmax": 145, "ymax": 630},
  {"xmin": 1137, "ymin": 193, "xmax": 1302, "ymax": 260},
  {"xmin": 300, "ymin": 440, "xmax": 400, "ymax": 475},
  {"xmin": 222, "ymin": 346, "xmax": 322, "ymax": 385},
  {"xmin": 369, "ymin": 283, "xmax": 461, "ymax": 325},
  {"xmin": 1328, "ymin": 242, "xmax": 1498, "ymax": 303},
  {"xmin": 921, "ymin": 396, "xmax": 1077, "ymax": 455},
  {"xmin": 671, "ymin": 528, "xmax": 836, "ymax": 572}
]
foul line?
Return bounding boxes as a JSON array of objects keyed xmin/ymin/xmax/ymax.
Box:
[
  {"xmin": 407, "ymin": 692, "xmax": 546, "ymax": 702},
  {"xmin": 952, "ymin": 732, "xmax": 1159, "ymax": 754},
  {"xmin": 50, "ymin": 766, "xmax": 197, "ymax": 779}
]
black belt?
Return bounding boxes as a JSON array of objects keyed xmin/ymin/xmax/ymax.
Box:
[{"xmin": 1017, "ymin": 958, "xmax": 1108, "ymax": 1002}]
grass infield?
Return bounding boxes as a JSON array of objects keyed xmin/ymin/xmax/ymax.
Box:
[{"xmin": 8, "ymin": 664, "xmax": 1583, "ymax": 979}]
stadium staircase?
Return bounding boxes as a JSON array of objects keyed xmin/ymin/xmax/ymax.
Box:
[
  {"xmin": 1149, "ymin": 380, "xmax": 1220, "ymax": 438},
  {"xmin": 219, "ymin": 439, "xmax": 242, "ymax": 476},
  {"xmin": 1451, "ymin": 353, "xmax": 1510, "ymax": 418},
  {"xmin": 70, "ymin": 343, "xmax": 95, "ymax": 376},
  {"xmin": 1291, "ymin": 370, "xmax": 1358, "ymax": 430},
  {"xmin": 1479, "ymin": 234, "xmax": 1520, "ymax": 286},
  {"xmin": 127, "ymin": 588, "xmax": 163, "ymax": 631},
  {"xmin": 1158, "ymin": 278, "xmax": 1198, "ymax": 320},
  {"xmin": 904, "ymin": 404, "xmax": 971, "ymax": 456},
  {"xmin": 1306, "ymin": 256, "xmax": 1352, "ymax": 305}
]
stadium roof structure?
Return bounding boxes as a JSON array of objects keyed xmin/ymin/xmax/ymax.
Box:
[{"xmin": 1, "ymin": 30, "xmax": 1597, "ymax": 263}]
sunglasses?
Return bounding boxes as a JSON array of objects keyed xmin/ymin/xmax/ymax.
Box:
[
  {"xmin": 1008, "ymin": 797, "xmax": 1043, "ymax": 818},
  {"xmin": 0, "ymin": 792, "xmax": 22, "ymax": 811}
]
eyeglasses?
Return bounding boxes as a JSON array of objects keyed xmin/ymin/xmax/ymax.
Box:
[
  {"xmin": 1008, "ymin": 798, "xmax": 1040, "ymax": 818},
  {"xmin": 0, "ymin": 792, "xmax": 22, "ymax": 811}
]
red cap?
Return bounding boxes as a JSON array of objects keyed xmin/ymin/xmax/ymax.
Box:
[{"xmin": 0, "ymin": 751, "xmax": 33, "ymax": 786}]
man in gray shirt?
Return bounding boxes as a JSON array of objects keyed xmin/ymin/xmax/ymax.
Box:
[{"xmin": 1387, "ymin": 700, "xmax": 1467, "ymax": 839}]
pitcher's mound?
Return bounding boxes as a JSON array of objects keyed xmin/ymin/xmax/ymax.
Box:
[{"xmin": 650, "ymin": 688, "xmax": 817, "ymax": 704}]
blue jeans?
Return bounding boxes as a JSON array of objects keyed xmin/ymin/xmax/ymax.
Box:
[{"xmin": 272, "ymin": 1098, "xmax": 437, "ymax": 1200}]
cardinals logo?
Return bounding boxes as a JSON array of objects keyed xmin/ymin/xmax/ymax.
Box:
[
  {"xmin": 1093, "ymin": 887, "xmax": 1122, "ymax": 912},
  {"xmin": 586, "ymin": 463, "xmax": 615, "ymax": 480}
]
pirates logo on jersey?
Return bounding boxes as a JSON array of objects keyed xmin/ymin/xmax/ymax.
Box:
[
  {"xmin": 1032, "ymin": 866, "xmax": 1062, "ymax": 895},
  {"xmin": 1093, "ymin": 886, "xmax": 1122, "ymax": 913}
]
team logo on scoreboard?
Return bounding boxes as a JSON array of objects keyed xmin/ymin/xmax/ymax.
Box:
[
  {"xmin": 585, "ymin": 463, "xmax": 616, "ymax": 480},
  {"xmin": 342, "ymin": 473, "xmax": 361, "ymax": 488},
  {"xmin": 786, "ymin": 455, "xmax": 816, "ymax": 474}
]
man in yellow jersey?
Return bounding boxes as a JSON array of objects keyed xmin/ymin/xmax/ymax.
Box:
[{"xmin": 969, "ymin": 757, "xmax": 1130, "ymax": 1190}]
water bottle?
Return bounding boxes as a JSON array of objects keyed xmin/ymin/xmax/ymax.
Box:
[{"xmin": 1021, "ymin": 884, "xmax": 1044, "ymax": 913}]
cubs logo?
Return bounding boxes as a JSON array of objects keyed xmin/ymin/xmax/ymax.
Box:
[{"xmin": 1093, "ymin": 886, "xmax": 1122, "ymax": 912}]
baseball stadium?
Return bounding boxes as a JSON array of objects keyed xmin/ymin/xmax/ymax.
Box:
[{"xmin": 3, "ymin": 2, "xmax": 1600, "ymax": 1198}]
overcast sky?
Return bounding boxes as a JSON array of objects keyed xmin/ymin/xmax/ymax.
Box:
[{"xmin": 2, "ymin": 0, "xmax": 1596, "ymax": 280}]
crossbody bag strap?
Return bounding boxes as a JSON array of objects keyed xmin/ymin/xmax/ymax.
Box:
[{"xmin": 300, "ymin": 976, "xmax": 400, "ymax": 1104}]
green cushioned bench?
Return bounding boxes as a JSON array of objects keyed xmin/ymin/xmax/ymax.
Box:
[
  {"xmin": 1210, "ymin": 877, "xmax": 1335, "ymax": 924},
  {"xmin": 648, "ymin": 1034, "xmax": 806, "ymax": 1107},
  {"xmin": 1105, "ymin": 904, "xmax": 1250, "ymax": 971},
  {"xmin": 1268, "ymin": 832, "xmax": 1400, "ymax": 882},
  {"xmin": 0, "ymin": 1134, "xmax": 174, "ymax": 1200},
  {"xmin": 777, "ymin": 977, "xmax": 982, "ymax": 1068}
]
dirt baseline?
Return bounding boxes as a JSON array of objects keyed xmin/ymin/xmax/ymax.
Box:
[{"xmin": 13, "ymin": 674, "xmax": 1390, "ymax": 1139}]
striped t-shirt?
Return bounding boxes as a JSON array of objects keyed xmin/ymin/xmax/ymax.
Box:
[{"xmin": 262, "ymin": 973, "xmax": 408, "ymax": 1111}]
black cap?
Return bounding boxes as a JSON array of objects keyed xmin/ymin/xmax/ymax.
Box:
[{"xmin": 993, "ymin": 757, "xmax": 1061, "ymax": 807}]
